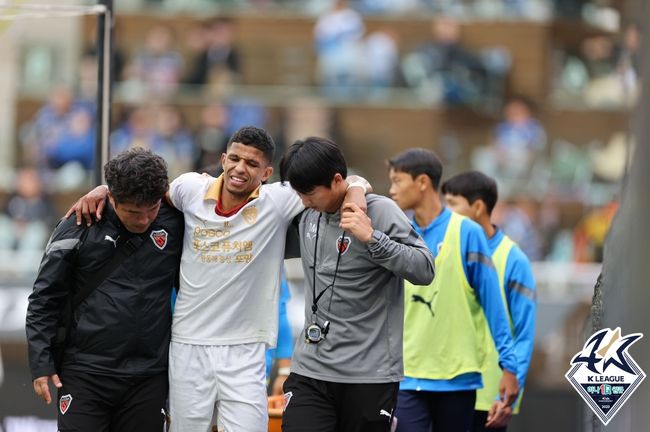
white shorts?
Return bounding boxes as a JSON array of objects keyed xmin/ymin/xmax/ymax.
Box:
[{"xmin": 168, "ymin": 341, "xmax": 268, "ymax": 432}]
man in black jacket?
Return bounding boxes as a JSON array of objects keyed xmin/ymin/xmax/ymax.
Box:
[{"xmin": 26, "ymin": 148, "xmax": 184, "ymax": 432}]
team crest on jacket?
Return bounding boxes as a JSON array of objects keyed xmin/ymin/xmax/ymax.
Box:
[
  {"xmin": 242, "ymin": 206, "xmax": 258, "ymax": 225},
  {"xmin": 336, "ymin": 235, "xmax": 351, "ymax": 255},
  {"xmin": 59, "ymin": 394, "xmax": 72, "ymax": 415},
  {"xmin": 566, "ymin": 327, "xmax": 645, "ymax": 425},
  {"xmin": 150, "ymin": 229, "xmax": 168, "ymax": 250}
]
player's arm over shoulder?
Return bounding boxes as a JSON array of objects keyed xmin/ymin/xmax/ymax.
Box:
[
  {"xmin": 169, "ymin": 172, "xmax": 213, "ymax": 211},
  {"xmin": 264, "ymin": 181, "xmax": 305, "ymax": 220}
]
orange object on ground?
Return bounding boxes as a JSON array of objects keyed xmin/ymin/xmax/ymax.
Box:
[{"xmin": 268, "ymin": 395, "xmax": 284, "ymax": 432}]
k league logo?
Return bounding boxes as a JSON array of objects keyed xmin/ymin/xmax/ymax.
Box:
[{"xmin": 565, "ymin": 327, "xmax": 645, "ymax": 425}]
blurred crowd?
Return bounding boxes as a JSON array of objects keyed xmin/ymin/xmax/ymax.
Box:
[
  {"xmin": 2, "ymin": 0, "xmax": 636, "ymax": 273},
  {"xmin": 140, "ymin": 0, "xmax": 610, "ymax": 22}
]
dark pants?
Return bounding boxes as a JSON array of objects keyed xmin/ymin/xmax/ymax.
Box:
[
  {"xmin": 56, "ymin": 369, "xmax": 168, "ymax": 432},
  {"xmin": 282, "ymin": 372, "xmax": 399, "ymax": 432},
  {"xmin": 395, "ymin": 389, "xmax": 476, "ymax": 432},
  {"xmin": 472, "ymin": 410, "xmax": 507, "ymax": 432}
]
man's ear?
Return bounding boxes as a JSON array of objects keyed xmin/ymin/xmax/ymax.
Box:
[
  {"xmin": 472, "ymin": 199, "xmax": 486, "ymax": 219},
  {"xmin": 333, "ymin": 173, "xmax": 345, "ymax": 188},
  {"xmin": 415, "ymin": 174, "xmax": 430, "ymax": 191},
  {"xmin": 261, "ymin": 166, "xmax": 274, "ymax": 182},
  {"xmin": 107, "ymin": 192, "xmax": 116, "ymax": 208}
]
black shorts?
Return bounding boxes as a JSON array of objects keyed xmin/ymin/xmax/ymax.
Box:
[
  {"xmin": 395, "ymin": 389, "xmax": 476, "ymax": 432},
  {"xmin": 56, "ymin": 369, "xmax": 168, "ymax": 432},
  {"xmin": 282, "ymin": 372, "xmax": 399, "ymax": 432}
]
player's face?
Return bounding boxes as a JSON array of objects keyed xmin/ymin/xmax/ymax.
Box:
[
  {"xmin": 298, "ymin": 186, "xmax": 338, "ymax": 213},
  {"xmin": 388, "ymin": 169, "xmax": 421, "ymax": 211},
  {"xmin": 221, "ymin": 142, "xmax": 273, "ymax": 197},
  {"xmin": 111, "ymin": 198, "xmax": 161, "ymax": 234},
  {"xmin": 444, "ymin": 194, "xmax": 475, "ymax": 220},
  {"xmin": 297, "ymin": 184, "xmax": 340, "ymax": 213}
]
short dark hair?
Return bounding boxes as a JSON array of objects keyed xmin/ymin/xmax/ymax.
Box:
[
  {"xmin": 441, "ymin": 170, "xmax": 498, "ymax": 215},
  {"xmin": 388, "ymin": 148, "xmax": 443, "ymax": 190},
  {"xmin": 104, "ymin": 147, "xmax": 169, "ymax": 206},
  {"xmin": 279, "ymin": 136, "xmax": 347, "ymax": 194},
  {"xmin": 227, "ymin": 126, "xmax": 275, "ymax": 163}
]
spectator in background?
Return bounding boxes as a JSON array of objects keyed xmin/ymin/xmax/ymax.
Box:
[
  {"xmin": 111, "ymin": 105, "xmax": 197, "ymax": 180},
  {"xmin": 151, "ymin": 105, "xmax": 198, "ymax": 180},
  {"xmin": 473, "ymin": 96, "xmax": 546, "ymax": 192},
  {"xmin": 402, "ymin": 17, "xmax": 486, "ymax": 106},
  {"xmin": 573, "ymin": 199, "xmax": 618, "ymax": 262},
  {"xmin": 314, "ymin": 0, "xmax": 365, "ymax": 99},
  {"xmin": 22, "ymin": 86, "xmax": 95, "ymax": 173},
  {"xmin": 80, "ymin": 21, "xmax": 127, "ymax": 98},
  {"xmin": 0, "ymin": 167, "xmax": 55, "ymax": 253},
  {"xmin": 195, "ymin": 104, "xmax": 229, "ymax": 170},
  {"xmin": 353, "ymin": 0, "xmax": 419, "ymax": 14},
  {"xmin": 363, "ymin": 30, "xmax": 399, "ymax": 98},
  {"xmin": 224, "ymin": 99, "xmax": 267, "ymax": 136},
  {"xmin": 129, "ymin": 24, "xmax": 184, "ymax": 97},
  {"xmin": 110, "ymin": 107, "xmax": 155, "ymax": 157},
  {"xmin": 553, "ymin": 0, "xmax": 588, "ymax": 19},
  {"xmin": 564, "ymin": 24, "xmax": 641, "ymax": 107},
  {"xmin": 492, "ymin": 197, "xmax": 543, "ymax": 262},
  {"xmin": 492, "ymin": 97, "xmax": 546, "ymax": 174},
  {"xmin": 47, "ymin": 109, "xmax": 95, "ymax": 172},
  {"xmin": 616, "ymin": 23, "xmax": 641, "ymax": 98},
  {"xmin": 185, "ymin": 18, "xmax": 241, "ymax": 95}
]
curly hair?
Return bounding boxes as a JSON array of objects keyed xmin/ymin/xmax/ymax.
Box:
[
  {"xmin": 104, "ymin": 147, "xmax": 169, "ymax": 205},
  {"xmin": 227, "ymin": 126, "xmax": 275, "ymax": 163}
]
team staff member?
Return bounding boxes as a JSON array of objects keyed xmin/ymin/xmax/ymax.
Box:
[
  {"xmin": 26, "ymin": 148, "xmax": 183, "ymax": 431},
  {"xmin": 67, "ymin": 127, "xmax": 371, "ymax": 432},
  {"xmin": 442, "ymin": 171, "xmax": 536, "ymax": 432},
  {"xmin": 388, "ymin": 149, "xmax": 519, "ymax": 432},
  {"xmin": 280, "ymin": 137, "xmax": 435, "ymax": 432}
]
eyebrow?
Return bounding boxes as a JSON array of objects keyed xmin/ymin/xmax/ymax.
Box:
[
  {"xmin": 229, "ymin": 153, "xmax": 262, "ymax": 165},
  {"xmin": 133, "ymin": 201, "xmax": 161, "ymax": 212}
]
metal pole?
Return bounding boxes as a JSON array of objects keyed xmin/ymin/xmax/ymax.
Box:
[{"xmin": 94, "ymin": 0, "xmax": 113, "ymax": 186}]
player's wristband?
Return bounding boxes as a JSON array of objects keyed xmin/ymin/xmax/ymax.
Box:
[{"xmin": 277, "ymin": 367, "xmax": 291, "ymax": 376}]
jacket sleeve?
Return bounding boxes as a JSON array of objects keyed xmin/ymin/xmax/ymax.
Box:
[
  {"xmin": 366, "ymin": 198, "xmax": 435, "ymax": 285},
  {"xmin": 505, "ymin": 248, "xmax": 537, "ymax": 389},
  {"xmin": 461, "ymin": 221, "xmax": 518, "ymax": 375},
  {"xmin": 26, "ymin": 216, "xmax": 86, "ymax": 379}
]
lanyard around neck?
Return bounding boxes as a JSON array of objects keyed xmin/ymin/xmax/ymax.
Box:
[{"xmin": 311, "ymin": 213, "xmax": 346, "ymax": 316}]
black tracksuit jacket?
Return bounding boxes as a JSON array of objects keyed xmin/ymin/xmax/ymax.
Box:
[{"xmin": 26, "ymin": 201, "xmax": 183, "ymax": 380}]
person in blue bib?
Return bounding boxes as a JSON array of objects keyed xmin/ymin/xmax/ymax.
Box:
[
  {"xmin": 387, "ymin": 148, "xmax": 519, "ymax": 432},
  {"xmin": 442, "ymin": 171, "xmax": 536, "ymax": 432}
]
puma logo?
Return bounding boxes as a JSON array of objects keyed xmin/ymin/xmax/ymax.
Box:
[
  {"xmin": 104, "ymin": 235, "xmax": 119, "ymax": 247},
  {"xmin": 412, "ymin": 293, "xmax": 436, "ymax": 317},
  {"xmin": 379, "ymin": 409, "xmax": 392, "ymax": 418}
]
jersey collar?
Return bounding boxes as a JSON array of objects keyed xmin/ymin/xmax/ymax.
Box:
[{"xmin": 203, "ymin": 174, "xmax": 262, "ymax": 216}]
